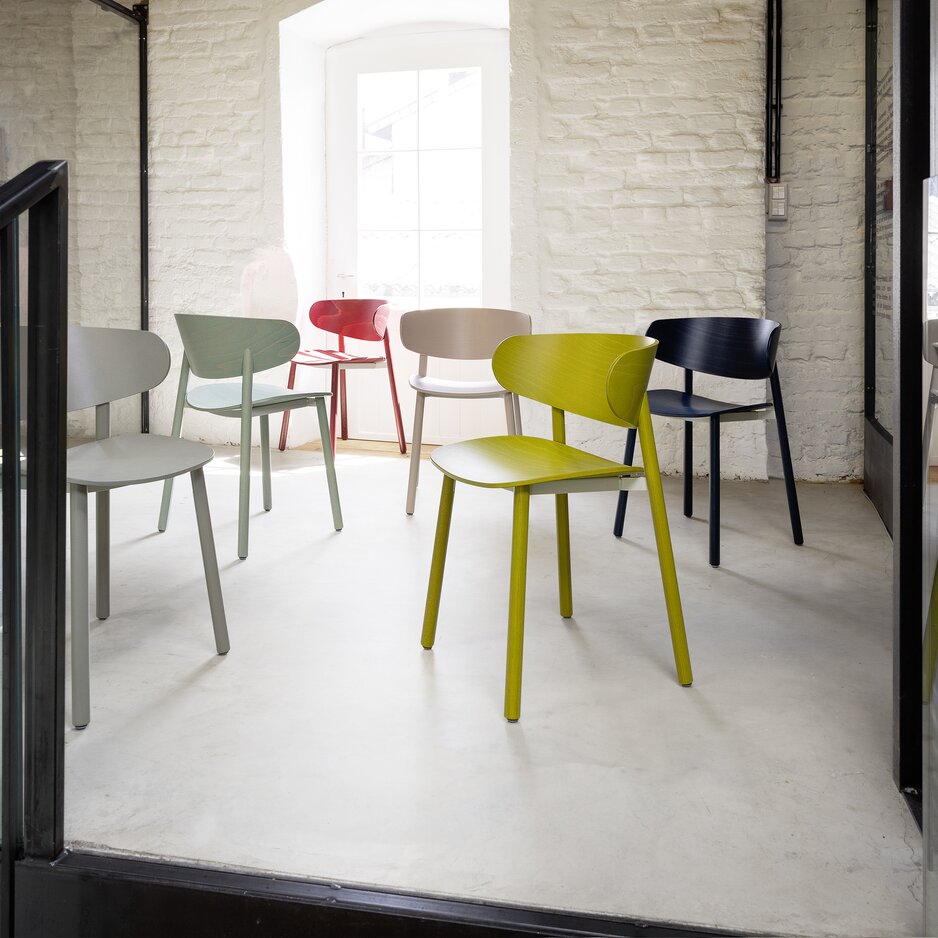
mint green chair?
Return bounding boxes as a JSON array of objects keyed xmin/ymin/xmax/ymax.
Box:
[
  {"xmin": 158, "ymin": 314, "xmax": 343, "ymax": 559},
  {"xmin": 421, "ymin": 333, "xmax": 693, "ymax": 721}
]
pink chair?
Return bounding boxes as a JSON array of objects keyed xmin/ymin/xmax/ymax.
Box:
[{"xmin": 278, "ymin": 299, "xmax": 407, "ymax": 454}]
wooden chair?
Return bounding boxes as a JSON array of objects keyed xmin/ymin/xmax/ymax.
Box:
[
  {"xmin": 612, "ymin": 316, "xmax": 803, "ymax": 567},
  {"xmin": 420, "ymin": 333, "xmax": 693, "ymax": 721},
  {"xmin": 277, "ymin": 299, "xmax": 406, "ymax": 454},
  {"xmin": 158, "ymin": 314, "xmax": 343, "ymax": 560},
  {"xmin": 399, "ymin": 307, "xmax": 532, "ymax": 514},
  {"xmin": 67, "ymin": 326, "xmax": 229, "ymax": 729}
]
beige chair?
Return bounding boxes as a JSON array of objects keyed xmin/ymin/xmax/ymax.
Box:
[
  {"xmin": 399, "ymin": 307, "xmax": 532, "ymax": 514},
  {"xmin": 67, "ymin": 326, "xmax": 229, "ymax": 729}
]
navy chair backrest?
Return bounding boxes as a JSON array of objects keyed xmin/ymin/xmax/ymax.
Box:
[{"xmin": 646, "ymin": 316, "xmax": 781, "ymax": 380}]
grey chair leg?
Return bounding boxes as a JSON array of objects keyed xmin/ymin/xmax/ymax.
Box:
[
  {"xmin": 238, "ymin": 411, "xmax": 252, "ymax": 560},
  {"xmin": 406, "ymin": 392, "xmax": 426, "ymax": 515},
  {"xmin": 190, "ymin": 468, "xmax": 230, "ymax": 655},
  {"xmin": 315, "ymin": 397, "xmax": 343, "ymax": 531},
  {"xmin": 70, "ymin": 484, "xmax": 91, "ymax": 729},
  {"xmin": 260, "ymin": 414, "xmax": 272, "ymax": 512},
  {"xmin": 513, "ymin": 393, "xmax": 523, "ymax": 435},
  {"xmin": 158, "ymin": 358, "xmax": 189, "ymax": 533},
  {"xmin": 95, "ymin": 490, "xmax": 110, "ymax": 620},
  {"xmin": 709, "ymin": 415, "xmax": 720, "ymax": 567}
]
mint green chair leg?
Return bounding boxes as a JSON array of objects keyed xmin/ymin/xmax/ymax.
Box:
[
  {"xmin": 158, "ymin": 357, "xmax": 190, "ymax": 533},
  {"xmin": 638, "ymin": 397, "xmax": 693, "ymax": 686},
  {"xmin": 505, "ymin": 485, "xmax": 530, "ymax": 722},
  {"xmin": 555, "ymin": 493, "xmax": 572, "ymax": 618},
  {"xmin": 190, "ymin": 467, "xmax": 230, "ymax": 655},
  {"xmin": 237, "ymin": 351, "xmax": 254, "ymax": 560},
  {"xmin": 315, "ymin": 397, "xmax": 343, "ymax": 531},
  {"xmin": 422, "ymin": 475, "xmax": 456, "ymax": 649},
  {"xmin": 260, "ymin": 414, "xmax": 272, "ymax": 511},
  {"xmin": 70, "ymin": 483, "xmax": 91, "ymax": 730}
]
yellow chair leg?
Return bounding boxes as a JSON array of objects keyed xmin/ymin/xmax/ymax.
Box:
[
  {"xmin": 505, "ymin": 486, "xmax": 530, "ymax": 721},
  {"xmin": 421, "ymin": 475, "xmax": 456, "ymax": 650},
  {"xmin": 638, "ymin": 398, "xmax": 693, "ymax": 686},
  {"xmin": 555, "ymin": 493, "xmax": 573, "ymax": 618}
]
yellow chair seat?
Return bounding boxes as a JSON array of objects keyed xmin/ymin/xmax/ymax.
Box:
[{"xmin": 432, "ymin": 435, "xmax": 639, "ymax": 489}]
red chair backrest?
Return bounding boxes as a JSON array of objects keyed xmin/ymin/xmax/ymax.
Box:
[{"xmin": 309, "ymin": 299, "xmax": 389, "ymax": 342}]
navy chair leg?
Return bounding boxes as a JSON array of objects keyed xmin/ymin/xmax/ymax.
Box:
[
  {"xmin": 612, "ymin": 428, "xmax": 638, "ymax": 537},
  {"xmin": 770, "ymin": 368, "xmax": 803, "ymax": 546},
  {"xmin": 683, "ymin": 420, "xmax": 693, "ymax": 517},
  {"xmin": 709, "ymin": 415, "xmax": 720, "ymax": 567}
]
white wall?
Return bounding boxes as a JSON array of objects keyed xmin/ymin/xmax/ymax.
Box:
[
  {"xmin": 765, "ymin": 1, "xmax": 867, "ymax": 481},
  {"xmin": 510, "ymin": 1, "xmax": 770, "ymax": 472},
  {"xmin": 0, "ymin": 0, "xmax": 868, "ymax": 479}
]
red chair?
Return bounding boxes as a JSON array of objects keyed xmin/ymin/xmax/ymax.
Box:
[{"xmin": 278, "ymin": 298, "xmax": 407, "ymax": 454}]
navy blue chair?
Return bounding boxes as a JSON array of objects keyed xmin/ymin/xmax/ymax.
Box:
[{"xmin": 613, "ymin": 316, "xmax": 803, "ymax": 566}]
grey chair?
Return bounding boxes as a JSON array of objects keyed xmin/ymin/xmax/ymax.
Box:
[
  {"xmin": 399, "ymin": 307, "xmax": 532, "ymax": 514},
  {"xmin": 158, "ymin": 313, "xmax": 342, "ymax": 559},
  {"xmin": 67, "ymin": 326, "xmax": 229, "ymax": 730}
]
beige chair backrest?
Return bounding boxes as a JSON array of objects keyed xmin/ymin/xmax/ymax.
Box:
[
  {"xmin": 399, "ymin": 308, "xmax": 532, "ymax": 361},
  {"xmin": 67, "ymin": 326, "xmax": 171, "ymax": 412}
]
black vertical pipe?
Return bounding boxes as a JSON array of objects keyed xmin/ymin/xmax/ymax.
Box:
[
  {"xmin": 0, "ymin": 218, "xmax": 23, "ymax": 938},
  {"xmin": 864, "ymin": 0, "xmax": 878, "ymax": 422},
  {"xmin": 135, "ymin": 4, "xmax": 149, "ymax": 432},
  {"xmin": 773, "ymin": 0, "xmax": 782, "ymax": 181},
  {"xmin": 766, "ymin": 0, "xmax": 775, "ymax": 179}
]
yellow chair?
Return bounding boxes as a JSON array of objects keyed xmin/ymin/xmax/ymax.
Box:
[{"xmin": 421, "ymin": 333, "xmax": 693, "ymax": 721}]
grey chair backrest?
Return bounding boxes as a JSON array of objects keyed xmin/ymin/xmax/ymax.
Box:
[
  {"xmin": 399, "ymin": 307, "xmax": 533, "ymax": 361},
  {"xmin": 67, "ymin": 326, "xmax": 171, "ymax": 412},
  {"xmin": 175, "ymin": 313, "xmax": 300, "ymax": 379}
]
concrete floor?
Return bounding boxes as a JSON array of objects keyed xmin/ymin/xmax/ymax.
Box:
[{"xmin": 64, "ymin": 446, "xmax": 921, "ymax": 937}]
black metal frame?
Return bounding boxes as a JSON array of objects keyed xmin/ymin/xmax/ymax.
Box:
[
  {"xmin": 892, "ymin": 0, "xmax": 929, "ymax": 820},
  {"xmin": 0, "ymin": 160, "xmax": 69, "ymax": 936},
  {"xmin": 89, "ymin": 0, "xmax": 150, "ymax": 433}
]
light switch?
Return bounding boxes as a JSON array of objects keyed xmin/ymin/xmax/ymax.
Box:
[{"xmin": 766, "ymin": 182, "xmax": 788, "ymax": 220}]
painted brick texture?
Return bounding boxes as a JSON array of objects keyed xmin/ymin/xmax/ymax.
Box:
[{"xmin": 510, "ymin": 1, "xmax": 771, "ymax": 475}]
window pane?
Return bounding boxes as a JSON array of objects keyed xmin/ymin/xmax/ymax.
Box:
[
  {"xmin": 419, "ymin": 67, "xmax": 481, "ymax": 150},
  {"xmin": 419, "ymin": 150, "xmax": 482, "ymax": 231},
  {"xmin": 358, "ymin": 152, "xmax": 418, "ymax": 231},
  {"xmin": 358, "ymin": 71, "xmax": 418, "ymax": 151},
  {"xmin": 358, "ymin": 230, "xmax": 419, "ymax": 306},
  {"xmin": 420, "ymin": 231, "xmax": 482, "ymax": 307}
]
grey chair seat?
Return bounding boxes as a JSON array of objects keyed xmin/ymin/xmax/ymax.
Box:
[
  {"xmin": 68, "ymin": 434, "xmax": 214, "ymax": 489},
  {"xmin": 186, "ymin": 382, "xmax": 327, "ymax": 415}
]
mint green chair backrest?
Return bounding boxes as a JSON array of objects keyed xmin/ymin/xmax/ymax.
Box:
[
  {"xmin": 492, "ymin": 333, "xmax": 658, "ymax": 429},
  {"xmin": 175, "ymin": 313, "xmax": 300, "ymax": 379}
]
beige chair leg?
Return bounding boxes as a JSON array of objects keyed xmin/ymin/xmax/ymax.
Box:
[{"xmin": 406, "ymin": 392, "xmax": 426, "ymax": 515}]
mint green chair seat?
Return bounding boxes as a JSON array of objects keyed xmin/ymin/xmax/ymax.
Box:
[
  {"xmin": 421, "ymin": 333, "xmax": 693, "ymax": 721},
  {"xmin": 158, "ymin": 313, "xmax": 343, "ymax": 559}
]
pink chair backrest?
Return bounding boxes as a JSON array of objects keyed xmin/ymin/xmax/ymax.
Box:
[{"xmin": 309, "ymin": 299, "xmax": 390, "ymax": 342}]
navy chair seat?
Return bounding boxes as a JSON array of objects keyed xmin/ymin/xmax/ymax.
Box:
[
  {"xmin": 613, "ymin": 316, "xmax": 803, "ymax": 567},
  {"xmin": 647, "ymin": 389, "xmax": 772, "ymax": 421}
]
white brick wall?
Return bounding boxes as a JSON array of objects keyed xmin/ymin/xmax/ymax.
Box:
[
  {"xmin": 765, "ymin": 0, "xmax": 867, "ymax": 481},
  {"xmin": 510, "ymin": 0, "xmax": 771, "ymax": 475},
  {"xmin": 0, "ymin": 0, "xmax": 868, "ymax": 479}
]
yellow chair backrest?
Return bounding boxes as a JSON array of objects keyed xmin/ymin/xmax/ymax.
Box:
[{"xmin": 492, "ymin": 333, "xmax": 658, "ymax": 429}]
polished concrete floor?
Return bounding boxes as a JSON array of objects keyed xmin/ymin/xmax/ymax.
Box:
[{"xmin": 63, "ymin": 446, "xmax": 921, "ymax": 937}]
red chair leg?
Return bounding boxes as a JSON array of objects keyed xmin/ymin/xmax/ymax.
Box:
[
  {"xmin": 278, "ymin": 362, "xmax": 298, "ymax": 451},
  {"xmin": 339, "ymin": 367, "xmax": 349, "ymax": 440},
  {"xmin": 384, "ymin": 336, "xmax": 407, "ymax": 454},
  {"xmin": 329, "ymin": 364, "xmax": 339, "ymax": 453}
]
